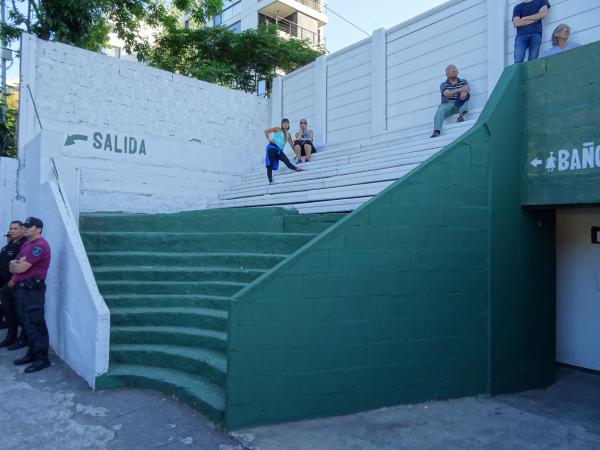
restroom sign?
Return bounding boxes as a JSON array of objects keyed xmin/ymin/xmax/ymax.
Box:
[{"xmin": 530, "ymin": 142, "xmax": 600, "ymax": 173}]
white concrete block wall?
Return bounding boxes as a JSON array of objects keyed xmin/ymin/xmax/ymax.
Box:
[
  {"xmin": 386, "ymin": 0, "xmax": 488, "ymax": 131},
  {"xmin": 326, "ymin": 40, "xmax": 372, "ymax": 144},
  {"xmin": 18, "ymin": 34, "xmax": 271, "ymax": 214},
  {"xmin": 275, "ymin": 0, "xmax": 599, "ymax": 148},
  {"xmin": 282, "ymin": 62, "xmax": 316, "ymax": 136},
  {"xmin": 0, "ymin": 157, "xmax": 22, "ymax": 232},
  {"xmin": 22, "ymin": 134, "xmax": 110, "ymax": 387},
  {"xmin": 505, "ymin": 0, "xmax": 600, "ymax": 64}
]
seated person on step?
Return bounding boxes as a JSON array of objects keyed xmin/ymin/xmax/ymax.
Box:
[
  {"xmin": 431, "ymin": 65, "xmax": 470, "ymax": 138},
  {"xmin": 293, "ymin": 119, "xmax": 316, "ymax": 164},
  {"xmin": 264, "ymin": 118, "xmax": 304, "ymax": 185},
  {"xmin": 544, "ymin": 23, "xmax": 580, "ymax": 57}
]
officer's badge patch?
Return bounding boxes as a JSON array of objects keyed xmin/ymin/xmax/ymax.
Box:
[{"xmin": 32, "ymin": 246, "xmax": 43, "ymax": 257}]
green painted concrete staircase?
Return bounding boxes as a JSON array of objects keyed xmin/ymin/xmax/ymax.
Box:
[{"xmin": 80, "ymin": 208, "xmax": 344, "ymax": 422}]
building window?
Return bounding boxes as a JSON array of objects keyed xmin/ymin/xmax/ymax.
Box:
[
  {"xmin": 257, "ymin": 79, "xmax": 272, "ymax": 97},
  {"xmin": 228, "ymin": 21, "xmax": 242, "ymax": 34},
  {"xmin": 213, "ymin": 0, "xmax": 241, "ymax": 26}
]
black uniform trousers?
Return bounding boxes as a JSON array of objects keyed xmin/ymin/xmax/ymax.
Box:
[
  {"xmin": 0, "ymin": 286, "xmax": 19, "ymax": 339},
  {"xmin": 14, "ymin": 286, "xmax": 48, "ymax": 353}
]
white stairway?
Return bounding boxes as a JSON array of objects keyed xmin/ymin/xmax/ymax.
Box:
[{"xmin": 210, "ymin": 120, "xmax": 476, "ymax": 213}]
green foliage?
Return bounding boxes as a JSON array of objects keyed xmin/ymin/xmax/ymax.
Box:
[
  {"xmin": 0, "ymin": 90, "xmax": 18, "ymax": 157},
  {"xmin": 148, "ymin": 23, "xmax": 324, "ymax": 95},
  {"xmin": 0, "ymin": 0, "xmax": 223, "ymax": 53}
]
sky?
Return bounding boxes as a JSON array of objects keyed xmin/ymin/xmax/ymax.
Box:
[{"xmin": 324, "ymin": 0, "xmax": 448, "ymax": 53}]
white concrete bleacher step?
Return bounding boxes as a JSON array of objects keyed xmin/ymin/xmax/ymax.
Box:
[
  {"xmin": 243, "ymin": 122, "xmax": 466, "ymax": 178},
  {"xmin": 227, "ymin": 134, "xmax": 458, "ymax": 193},
  {"xmin": 211, "ymin": 119, "xmax": 476, "ymax": 213}
]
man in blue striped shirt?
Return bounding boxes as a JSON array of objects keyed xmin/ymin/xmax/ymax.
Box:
[{"xmin": 431, "ymin": 65, "xmax": 470, "ymax": 138}]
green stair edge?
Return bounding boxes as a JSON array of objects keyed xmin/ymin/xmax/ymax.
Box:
[{"xmin": 96, "ymin": 364, "xmax": 225, "ymax": 422}]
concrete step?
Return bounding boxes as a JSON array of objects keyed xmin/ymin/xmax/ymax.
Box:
[
  {"xmin": 102, "ymin": 294, "xmax": 231, "ymax": 310},
  {"xmin": 111, "ymin": 326, "xmax": 227, "ymax": 352},
  {"xmin": 109, "ymin": 344, "xmax": 226, "ymax": 387},
  {"xmin": 289, "ymin": 197, "xmax": 369, "ymax": 213},
  {"xmin": 97, "ymin": 280, "xmax": 246, "ymax": 296},
  {"xmin": 81, "ymin": 231, "xmax": 318, "ymax": 254},
  {"xmin": 212, "ymin": 120, "xmax": 475, "ymax": 213},
  {"xmin": 243, "ymin": 130, "xmax": 462, "ymax": 178},
  {"xmin": 93, "ymin": 266, "xmax": 266, "ymax": 283},
  {"xmin": 110, "ymin": 306, "xmax": 228, "ymax": 331},
  {"xmin": 222, "ymin": 162, "xmax": 420, "ymax": 200},
  {"xmin": 210, "ymin": 181, "xmax": 392, "ymax": 210},
  {"xmin": 79, "ymin": 207, "xmax": 294, "ymax": 233},
  {"xmin": 282, "ymin": 213, "xmax": 346, "ymax": 233},
  {"xmin": 96, "ymin": 364, "xmax": 225, "ymax": 421},
  {"xmin": 87, "ymin": 251, "xmax": 288, "ymax": 269},
  {"xmin": 246, "ymin": 120, "xmax": 474, "ymax": 174}
]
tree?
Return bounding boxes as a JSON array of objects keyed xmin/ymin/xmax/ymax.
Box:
[
  {"xmin": 0, "ymin": 0, "xmax": 222, "ymax": 53},
  {"xmin": 0, "ymin": 87, "xmax": 18, "ymax": 157},
  {"xmin": 148, "ymin": 23, "xmax": 324, "ymax": 95}
]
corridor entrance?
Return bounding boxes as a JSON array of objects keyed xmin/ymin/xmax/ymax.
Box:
[{"xmin": 556, "ymin": 207, "xmax": 600, "ymax": 372}]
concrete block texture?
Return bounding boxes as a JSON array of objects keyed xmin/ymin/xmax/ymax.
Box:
[
  {"xmin": 226, "ymin": 61, "xmax": 558, "ymax": 428},
  {"xmin": 18, "ymin": 36, "xmax": 271, "ymax": 214},
  {"xmin": 87, "ymin": 208, "xmax": 344, "ymax": 422}
]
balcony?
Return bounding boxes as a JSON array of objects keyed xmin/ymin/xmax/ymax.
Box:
[
  {"xmin": 259, "ymin": 15, "xmax": 325, "ymax": 49},
  {"xmin": 257, "ymin": 0, "xmax": 328, "ymax": 26}
]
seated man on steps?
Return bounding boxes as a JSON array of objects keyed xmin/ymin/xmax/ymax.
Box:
[{"xmin": 431, "ymin": 65, "xmax": 470, "ymax": 138}]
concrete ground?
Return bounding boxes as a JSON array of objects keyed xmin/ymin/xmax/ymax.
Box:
[{"xmin": 0, "ymin": 345, "xmax": 599, "ymax": 450}]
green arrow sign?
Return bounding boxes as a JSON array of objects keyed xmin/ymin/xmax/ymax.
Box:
[{"xmin": 64, "ymin": 134, "xmax": 89, "ymax": 146}]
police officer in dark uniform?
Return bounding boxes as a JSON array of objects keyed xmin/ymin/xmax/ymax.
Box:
[
  {"xmin": 0, "ymin": 221, "xmax": 26, "ymax": 347},
  {"xmin": 9, "ymin": 217, "xmax": 52, "ymax": 373}
]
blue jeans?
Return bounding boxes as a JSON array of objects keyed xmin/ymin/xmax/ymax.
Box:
[{"xmin": 514, "ymin": 33, "xmax": 542, "ymax": 63}]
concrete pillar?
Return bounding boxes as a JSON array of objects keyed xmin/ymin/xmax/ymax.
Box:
[
  {"xmin": 17, "ymin": 33, "xmax": 39, "ymax": 202},
  {"xmin": 271, "ymin": 76, "xmax": 283, "ymax": 125},
  {"xmin": 370, "ymin": 28, "xmax": 387, "ymax": 135},
  {"xmin": 313, "ymin": 54, "xmax": 327, "ymax": 146},
  {"xmin": 487, "ymin": 0, "xmax": 507, "ymax": 96}
]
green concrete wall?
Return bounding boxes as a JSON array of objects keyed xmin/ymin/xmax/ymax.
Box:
[
  {"xmin": 522, "ymin": 42, "xmax": 600, "ymax": 205},
  {"xmin": 225, "ymin": 61, "xmax": 561, "ymax": 428},
  {"xmin": 486, "ymin": 66, "xmax": 556, "ymax": 394}
]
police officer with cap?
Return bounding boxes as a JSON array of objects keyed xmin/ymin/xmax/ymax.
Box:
[
  {"xmin": 9, "ymin": 217, "xmax": 52, "ymax": 373},
  {"xmin": 0, "ymin": 221, "xmax": 26, "ymax": 347}
]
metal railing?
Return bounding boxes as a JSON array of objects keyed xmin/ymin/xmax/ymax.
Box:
[{"xmin": 261, "ymin": 15, "xmax": 323, "ymax": 48}]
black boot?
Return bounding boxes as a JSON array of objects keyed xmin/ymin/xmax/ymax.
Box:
[
  {"xmin": 25, "ymin": 351, "xmax": 51, "ymax": 373},
  {"xmin": 14, "ymin": 349, "xmax": 35, "ymax": 365},
  {"xmin": 0, "ymin": 333, "xmax": 17, "ymax": 348},
  {"xmin": 7, "ymin": 332, "xmax": 28, "ymax": 351}
]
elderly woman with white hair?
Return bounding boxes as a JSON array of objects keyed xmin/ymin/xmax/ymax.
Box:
[{"xmin": 544, "ymin": 24, "xmax": 580, "ymax": 57}]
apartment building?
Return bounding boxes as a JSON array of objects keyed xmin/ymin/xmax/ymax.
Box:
[{"xmin": 214, "ymin": 0, "xmax": 328, "ymax": 49}]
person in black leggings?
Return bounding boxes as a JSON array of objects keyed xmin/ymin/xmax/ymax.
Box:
[{"xmin": 264, "ymin": 118, "xmax": 304, "ymax": 184}]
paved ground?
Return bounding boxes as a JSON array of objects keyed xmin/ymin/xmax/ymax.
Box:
[{"xmin": 0, "ymin": 343, "xmax": 599, "ymax": 450}]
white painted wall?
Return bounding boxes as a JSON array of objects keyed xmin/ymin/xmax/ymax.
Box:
[
  {"xmin": 386, "ymin": 0, "xmax": 488, "ymax": 132},
  {"xmin": 326, "ymin": 40, "xmax": 372, "ymax": 144},
  {"xmin": 18, "ymin": 34, "xmax": 271, "ymax": 214},
  {"xmin": 22, "ymin": 132, "xmax": 110, "ymax": 387},
  {"xmin": 282, "ymin": 62, "xmax": 316, "ymax": 138},
  {"xmin": 0, "ymin": 157, "xmax": 23, "ymax": 232},
  {"xmin": 556, "ymin": 208, "xmax": 600, "ymax": 372},
  {"xmin": 505, "ymin": 0, "xmax": 600, "ymax": 64},
  {"xmin": 274, "ymin": 0, "xmax": 600, "ymax": 146}
]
